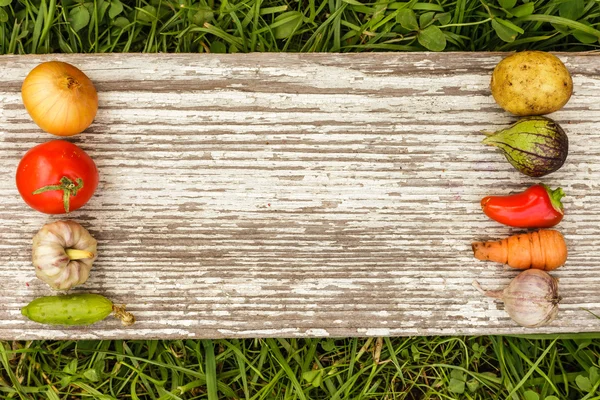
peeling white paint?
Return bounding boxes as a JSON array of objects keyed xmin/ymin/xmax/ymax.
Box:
[
  {"xmin": 361, "ymin": 328, "xmax": 392, "ymax": 336},
  {"xmin": 304, "ymin": 329, "xmax": 330, "ymax": 337},
  {"xmin": 0, "ymin": 53, "xmax": 599, "ymax": 339}
]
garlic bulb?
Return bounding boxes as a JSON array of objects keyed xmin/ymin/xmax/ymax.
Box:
[
  {"xmin": 32, "ymin": 220, "xmax": 97, "ymax": 290},
  {"xmin": 473, "ymin": 269, "xmax": 561, "ymax": 328}
]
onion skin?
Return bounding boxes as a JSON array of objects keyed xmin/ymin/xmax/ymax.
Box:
[{"xmin": 21, "ymin": 61, "xmax": 98, "ymax": 136}]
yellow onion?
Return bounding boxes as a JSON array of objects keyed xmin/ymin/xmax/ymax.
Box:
[
  {"xmin": 473, "ymin": 269, "xmax": 561, "ymax": 328},
  {"xmin": 21, "ymin": 61, "xmax": 98, "ymax": 136}
]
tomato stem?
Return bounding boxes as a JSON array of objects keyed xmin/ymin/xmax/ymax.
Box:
[{"xmin": 33, "ymin": 176, "xmax": 84, "ymax": 213}]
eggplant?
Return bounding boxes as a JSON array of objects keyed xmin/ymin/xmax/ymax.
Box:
[{"xmin": 483, "ymin": 116, "xmax": 568, "ymax": 177}]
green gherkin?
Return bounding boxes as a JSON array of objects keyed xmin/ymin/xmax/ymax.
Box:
[
  {"xmin": 21, "ymin": 294, "xmax": 135, "ymax": 326},
  {"xmin": 483, "ymin": 116, "xmax": 569, "ymax": 177}
]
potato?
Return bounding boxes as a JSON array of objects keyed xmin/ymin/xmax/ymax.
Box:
[{"xmin": 490, "ymin": 51, "xmax": 573, "ymax": 116}]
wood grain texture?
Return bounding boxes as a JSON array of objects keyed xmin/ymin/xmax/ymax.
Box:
[{"xmin": 1, "ymin": 52, "xmax": 599, "ymax": 339}]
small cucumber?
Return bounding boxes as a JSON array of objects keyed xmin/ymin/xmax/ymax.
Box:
[{"xmin": 21, "ymin": 294, "xmax": 135, "ymax": 326}]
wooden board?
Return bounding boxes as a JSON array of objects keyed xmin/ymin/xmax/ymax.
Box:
[{"xmin": 1, "ymin": 53, "xmax": 599, "ymax": 340}]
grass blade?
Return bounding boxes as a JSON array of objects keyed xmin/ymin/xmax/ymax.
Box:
[
  {"xmin": 31, "ymin": 0, "xmax": 46, "ymax": 53},
  {"xmin": 265, "ymin": 338, "xmax": 307, "ymax": 400},
  {"xmin": 203, "ymin": 340, "xmax": 218, "ymax": 400},
  {"xmin": 506, "ymin": 338, "xmax": 559, "ymax": 399},
  {"xmin": 0, "ymin": 343, "xmax": 26, "ymax": 399},
  {"xmin": 518, "ymin": 14, "xmax": 600, "ymax": 38}
]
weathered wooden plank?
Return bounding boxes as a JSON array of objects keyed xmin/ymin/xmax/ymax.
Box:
[{"xmin": 1, "ymin": 53, "xmax": 600, "ymax": 339}]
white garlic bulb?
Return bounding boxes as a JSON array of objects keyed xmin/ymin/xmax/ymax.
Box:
[
  {"xmin": 32, "ymin": 220, "xmax": 97, "ymax": 290},
  {"xmin": 474, "ymin": 269, "xmax": 561, "ymax": 328}
]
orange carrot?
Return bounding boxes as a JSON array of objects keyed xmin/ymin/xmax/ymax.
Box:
[{"xmin": 472, "ymin": 229, "xmax": 567, "ymax": 271}]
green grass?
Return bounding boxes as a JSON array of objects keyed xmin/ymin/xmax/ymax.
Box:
[
  {"xmin": 2, "ymin": 0, "xmax": 600, "ymax": 399},
  {"xmin": 0, "ymin": 0, "xmax": 599, "ymax": 54},
  {"xmin": 2, "ymin": 335, "xmax": 600, "ymax": 399}
]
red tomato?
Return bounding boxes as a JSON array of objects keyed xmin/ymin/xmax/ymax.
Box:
[{"xmin": 16, "ymin": 140, "xmax": 99, "ymax": 214}]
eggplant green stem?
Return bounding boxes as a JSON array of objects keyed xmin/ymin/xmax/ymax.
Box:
[
  {"xmin": 33, "ymin": 176, "xmax": 84, "ymax": 213},
  {"xmin": 65, "ymin": 249, "xmax": 94, "ymax": 260}
]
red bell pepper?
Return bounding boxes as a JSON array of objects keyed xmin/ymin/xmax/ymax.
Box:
[{"xmin": 481, "ymin": 184, "xmax": 565, "ymax": 228}]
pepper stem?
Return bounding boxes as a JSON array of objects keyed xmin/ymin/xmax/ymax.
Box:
[
  {"xmin": 541, "ymin": 184, "xmax": 565, "ymax": 214},
  {"xmin": 112, "ymin": 305, "xmax": 135, "ymax": 326},
  {"xmin": 33, "ymin": 176, "xmax": 84, "ymax": 213},
  {"xmin": 65, "ymin": 249, "xmax": 94, "ymax": 260}
]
